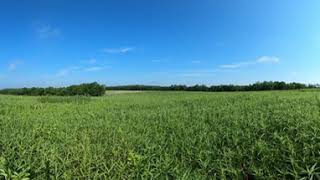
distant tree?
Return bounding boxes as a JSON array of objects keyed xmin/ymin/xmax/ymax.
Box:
[
  {"xmin": 0, "ymin": 82, "xmax": 105, "ymax": 96},
  {"xmin": 104, "ymin": 81, "xmax": 314, "ymax": 92},
  {"xmin": 0, "ymin": 81, "xmax": 316, "ymax": 96}
]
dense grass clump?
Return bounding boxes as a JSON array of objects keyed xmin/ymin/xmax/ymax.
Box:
[{"xmin": 1, "ymin": 91, "xmax": 320, "ymax": 179}]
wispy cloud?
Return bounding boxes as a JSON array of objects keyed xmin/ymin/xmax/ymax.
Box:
[
  {"xmin": 151, "ymin": 59, "xmax": 162, "ymax": 63},
  {"xmin": 55, "ymin": 63, "xmax": 107, "ymax": 77},
  {"xmin": 83, "ymin": 66, "xmax": 105, "ymax": 72},
  {"xmin": 191, "ymin": 60, "xmax": 201, "ymax": 64},
  {"xmin": 82, "ymin": 58, "xmax": 97, "ymax": 64},
  {"xmin": 220, "ymin": 64, "xmax": 241, "ymax": 69},
  {"xmin": 56, "ymin": 66, "xmax": 80, "ymax": 77},
  {"xmin": 103, "ymin": 47, "xmax": 134, "ymax": 54},
  {"xmin": 179, "ymin": 73, "xmax": 207, "ymax": 77},
  {"xmin": 36, "ymin": 25, "xmax": 60, "ymax": 38},
  {"xmin": 220, "ymin": 56, "xmax": 280, "ymax": 69},
  {"xmin": 176, "ymin": 69, "xmax": 220, "ymax": 78},
  {"xmin": 256, "ymin": 56, "xmax": 280, "ymax": 64},
  {"xmin": 220, "ymin": 62, "xmax": 254, "ymax": 69},
  {"xmin": 56, "ymin": 69, "xmax": 69, "ymax": 77},
  {"xmin": 8, "ymin": 61, "xmax": 23, "ymax": 71},
  {"xmin": 151, "ymin": 58, "xmax": 170, "ymax": 63},
  {"xmin": 152, "ymin": 68, "xmax": 238, "ymax": 80}
]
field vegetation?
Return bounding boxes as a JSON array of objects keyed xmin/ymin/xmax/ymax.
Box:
[
  {"xmin": 106, "ymin": 81, "xmax": 316, "ymax": 92},
  {"xmin": 1, "ymin": 90, "xmax": 320, "ymax": 179},
  {"xmin": 0, "ymin": 82, "xmax": 105, "ymax": 96},
  {"xmin": 0, "ymin": 81, "xmax": 317, "ymax": 97}
]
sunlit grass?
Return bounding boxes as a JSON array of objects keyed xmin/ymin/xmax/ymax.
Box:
[
  {"xmin": 105, "ymin": 90, "xmax": 143, "ymax": 95},
  {"xmin": 0, "ymin": 91, "xmax": 320, "ymax": 179}
]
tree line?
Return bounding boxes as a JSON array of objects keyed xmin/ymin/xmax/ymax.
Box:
[
  {"xmin": 0, "ymin": 81, "xmax": 317, "ymax": 96},
  {"xmin": 106, "ymin": 81, "xmax": 317, "ymax": 92},
  {"xmin": 0, "ymin": 82, "xmax": 105, "ymax": 96}
]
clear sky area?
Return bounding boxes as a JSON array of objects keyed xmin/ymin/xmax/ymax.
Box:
[{"xmin": 1, "ymin": 0, "xmax": 320, "ymax": 88}]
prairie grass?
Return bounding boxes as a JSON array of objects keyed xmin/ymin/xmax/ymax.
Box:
[
  {"xmin": 0, "ymin": 91, "xmax": 320, "ymax": 179},
  {"xmin": 37, "ymin": 96, "xmax": 92, "ymax": 104},
  {"xmin": 105, "ymin": 90, "xmax": 143, "ymax": 95}
]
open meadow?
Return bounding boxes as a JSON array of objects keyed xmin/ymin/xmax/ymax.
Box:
[{"xmin": 1, "ymin": 90, "xmax": 320, "ymax": 179}]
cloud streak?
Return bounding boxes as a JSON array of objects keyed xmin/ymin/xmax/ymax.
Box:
[
  {"xmin": 151, "ymin": 59, "xmax": 162, "ymax": 63},
  {"xmin": 179, "ymin": 73, "xmax": 208, "ymax": 77},
  {"xmin": 55, "ymin": 64, "xmax": 107, "ymax": 77},
  {"xmin": 83, "ymin": 66, "xmax": 105, "ymax": 72},
  {"xmin": 191, "ymin": 60, "xmax": 201, "ymax": 64},
  {"xmin": 36, "ymin": 25, "xmax": 60, "ymax": 38},
  {"xmin": 56, "ymin": 69, "xmax": 69, "ymax": 77},
  {"xmin": 220, "ymin": 62, "xmax": 254, "ymax": 69},
  {"xmin": 103, "ymin": 47, "xmax": 134, "ymax": 54},
  {"xmin": 256, "ymin": 56, "xmax": 280, "ymax": 63},
  {"xmin": 8, "ymin": 61, "xmax": 23, "ymax": 71},
  {"xmin": 56, "ymin": 66, "xmax": 80, "ymax": 77},
  {"xmin": 86, "ymin": 59, "xmax": 97, "ymax": 64},
  {"xmin": 220, "ymin": 56, "xmax": 280, "ymax": 69}
]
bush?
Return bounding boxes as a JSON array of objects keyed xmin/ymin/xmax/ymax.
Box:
[{"xmin": 0, "ymin": 82, "xmax": 105, "ymax": 96}]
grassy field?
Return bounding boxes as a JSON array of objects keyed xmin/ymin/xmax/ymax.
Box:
[
  {"xmin": 105, "ymin": 90, "xmax": 143, "ymax": 95},
  {"xmin": 1, "ymin": 91, "xmax": 320, "ymax": 179}
]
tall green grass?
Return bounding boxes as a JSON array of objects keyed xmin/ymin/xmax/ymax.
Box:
[
  {"xmin": 37, "ymin": 96, "xmax": 92, "ymax": 104},
  {"xmin": 0, "ymin": 91, "xmax": 320, "ymax": 179}
]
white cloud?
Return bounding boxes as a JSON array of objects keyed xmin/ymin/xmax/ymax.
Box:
[
  {"xmin": 84, "ymin": 66, "xmax": 105, "ymax": 72},
  {"xmin": 55, "ymin": 66, "xmax": 79, "ymax": 77},
  {"xmin": 220, "ymin": 56, "xmax": 280, "ymax": 69},
  {"xmin": 191, "ymin": 60, "xmax": 201, "ymax": 64},
  {"xmin": 220, "ymin": 62, "xmax": 254, "ymax": 69},
  {"xmin": 55, "ymin": 64, "xmax": 107, "ymax": 77},
  {"xmin": 8, "ymin": 61, "xmax": 23, "ymax": 71},
  {"xmin": 175, "ymin": 69, "xmax": 220, "ymax": 78},
  {"xmin": 256, "ymin": 56, "xmax": 280, "ymax": 64},
  {"xmin": 220, "ymin": 64, "xmax": 243, "ymax": 69},
  {"xmin": 151, "ymin": 58, "xmax": 170, "ymax": 63},
  {"xmin": 36, "ymin": 25, "xmax": 60, "ymax": 38},
  {"xmin": 88, "ymin": 59, "xmax": 97, "ymax": 64},
  {"xmin": 56, "ymin": 69, "xmax": 69, "ymax": 77},
  {"xmin": 103, "ymin": 47, "xmax": 134, "ymax": 54},
  {"xmin": 180, "ymin": 73, "xmax": 205, "ymax": 77},
  {"xmin": 53, "ymin": 57, "xmax": 110, "ymax": 77},
  {"xmin": 83, "ymin": 58, "xmax": 97, "ymax": 64},
  {"xmin": 151, "ymin": 59, "xmax": 162, "ymax": 63}
]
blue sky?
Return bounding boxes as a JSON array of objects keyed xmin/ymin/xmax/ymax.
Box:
[{"xmin": 1, "ymin": 0, "xmax": 320, "ymax": 88}]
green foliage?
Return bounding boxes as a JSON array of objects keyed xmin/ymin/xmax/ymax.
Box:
[
  {"xmin": 106, "ymin": 81, "xmax": 315, "ymax": 92},
  {"xmin": 0, "ymin": 82, "xmax": 105, "ymax": 96},
  {"xmin": 1, "ymin": 91, "xmax": 320, "ymax": 179}
]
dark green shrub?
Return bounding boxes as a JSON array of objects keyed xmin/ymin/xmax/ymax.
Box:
[{"xmin": 0, "ymin": 82, "xmax": 105, "ymax": 96}]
